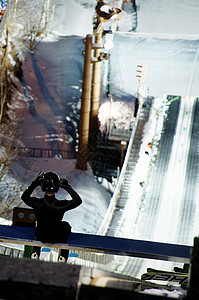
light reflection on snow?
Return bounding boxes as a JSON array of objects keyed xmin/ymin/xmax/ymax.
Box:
[{"xmin": 98, "ymin": 99, "xmax": 134, "ymax": 133}]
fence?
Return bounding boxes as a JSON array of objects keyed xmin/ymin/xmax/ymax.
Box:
[{"xmin": 18, "ymin": 147, "xmax": 75, "ymax": 160}]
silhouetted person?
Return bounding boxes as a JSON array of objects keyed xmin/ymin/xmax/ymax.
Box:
[{"xmin": 21, "ymin": 171, "xmax": 82, "ymax": 262}]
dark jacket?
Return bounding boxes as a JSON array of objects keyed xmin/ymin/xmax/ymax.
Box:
[{"xmin": 21, "ymin": 180, "xmax": 82, "ymax": 242}]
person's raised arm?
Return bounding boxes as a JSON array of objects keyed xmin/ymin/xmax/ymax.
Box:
[
  {"xmin": 21, "ymin": 171, "xmax": 44, "ymax": 206},
  {"xmin": 59, "ymin": 178, "xmax": 82, "ymax": 209}
]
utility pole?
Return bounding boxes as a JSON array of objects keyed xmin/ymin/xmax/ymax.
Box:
[
  {"xmin": 76, "ymin": 34, "xmax": 93, "ymax": 170},
  {"xmin": 76, "ymin": 12, "xmax": 111, "ymax": 170},
  {"xmin": 89, "ymin": 17, "xmax": 103, "ymax": 153}
]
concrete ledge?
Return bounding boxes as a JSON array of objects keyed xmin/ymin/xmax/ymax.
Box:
[
  {"xmin": 0, "ymin": 255, "xmax": 80, "ymax": 299},
  {"xmin": 0, "ymin": 255, "xmax": 80, "ymax": 287}
]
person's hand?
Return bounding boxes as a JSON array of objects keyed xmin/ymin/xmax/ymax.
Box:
[
  {"xmin": 34, "ymin": 171, "xmax": 45, "ymax": 186},
  {"xmin": 59, "ymin": 178, "xmax": 71, "ymax": 189}
]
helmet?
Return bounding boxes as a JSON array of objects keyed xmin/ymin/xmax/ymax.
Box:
[{"xmin": 41, "ymin": 172, "xmax": 60, "ymax": 193}]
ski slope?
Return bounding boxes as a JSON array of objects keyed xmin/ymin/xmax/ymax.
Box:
[
  {"xmin": 97, "ymin": 0, "xmax": 199, "ymax": 279},
  {"xmin": 87, "ymin": 95, "xmax": 199, "ymax": 279}
]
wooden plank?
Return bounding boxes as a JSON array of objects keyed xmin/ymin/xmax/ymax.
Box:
[{"xmin": 0, "ymin": 225, "xmax": 191, "ymax": 263}]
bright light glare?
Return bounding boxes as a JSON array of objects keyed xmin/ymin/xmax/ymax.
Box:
[
  {"xmin": 104, "ymin": 40, "xmax": 113, "ymax": 50},
  {"xmin": 98, "ymin": 101, "xmax": 119, "ymax": 123},
  {"xmin": 98, "ymin": 100, "xmax": 134, "ymax": 131}
]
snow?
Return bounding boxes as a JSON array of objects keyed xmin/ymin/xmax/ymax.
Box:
[
  {"xmin": 0, "ymin": 217, "xmax": 11, "ymax": 226},
  {"xmin": 50, "ymin": 0, "xmax": 96, "ymax": 37},
  {"xmin": 140, "ymin": 288, "xmax": 186, "ymax": 299},
  {"xmin": 1, "ymin": 0, "xmax": 199, "ymax": 296},
  {"xmin": 136, "ymin": 0, "xmax": 199, "ymax": 35}
]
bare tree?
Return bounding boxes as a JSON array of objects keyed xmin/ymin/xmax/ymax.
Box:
[
  {"xmin": 15, "ymin": 0, "xmax": 61, "ymax": 51},
  {"xmin": 0, "ymin": 122, "xmax": 34, "ymax": 220},
  {"xmin": 0, "ymin": 0, "xmax": 24, "ymax": 122},
  {"xmin": 0, "ymin": 22, "xmax": 10, "ymax": 122}
]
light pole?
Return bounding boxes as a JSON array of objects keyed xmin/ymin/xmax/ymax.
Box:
[
  {"xmin": 89, "ymin": 17, "xmax": 103, "ymax": 152},
  {"xmin": 76, "ymin": 28, "xmax": 111, "ymax": 170},
  {"xmin": 76, "ymin": 34, "xmax": 93, "ymax": 170}
]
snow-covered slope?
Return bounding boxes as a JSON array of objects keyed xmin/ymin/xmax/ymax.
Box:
[{"xmin": 136, "ymin": 0, "xmax": 199, "ymax": 35}]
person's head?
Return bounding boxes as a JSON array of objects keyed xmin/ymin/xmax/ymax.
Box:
[{"xmin": 40, "ymin": 172, "xmax": 60, "ymax": 195}]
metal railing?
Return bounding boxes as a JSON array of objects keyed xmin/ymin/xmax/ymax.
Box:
[
  {"xmin": 97, "ymin": 102, "xmax": 142, "ymax": 236},
  {"xmin": 0, "ymin": 244, "xmax": 23, "ymax": 258},
  {"xmin": 18, "ymin": 147, "xmax": 75, "ymax": 160}
]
